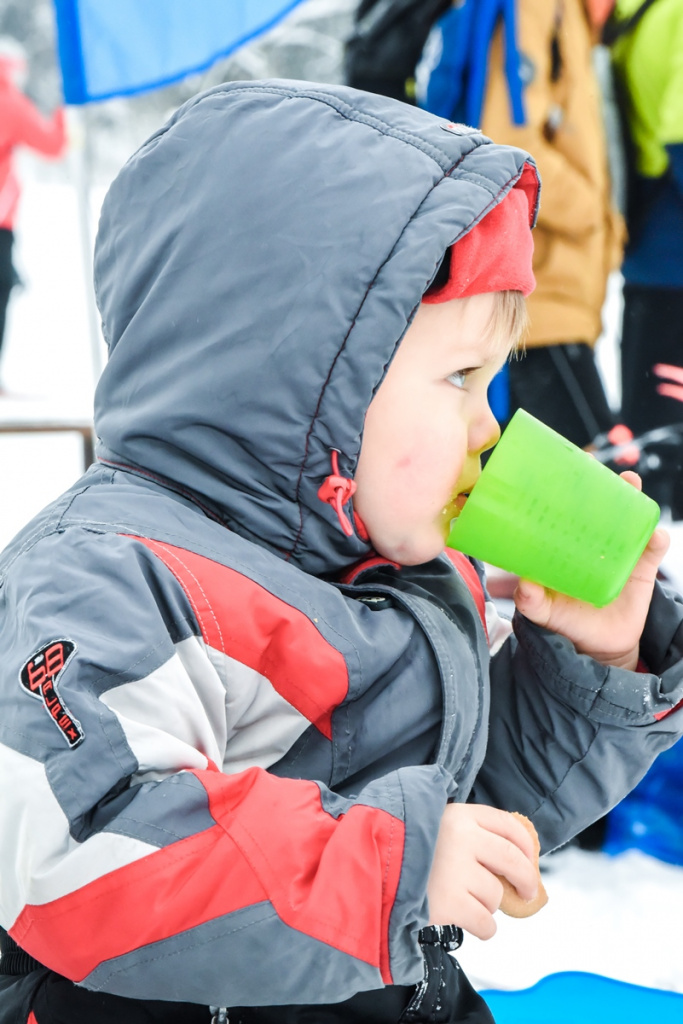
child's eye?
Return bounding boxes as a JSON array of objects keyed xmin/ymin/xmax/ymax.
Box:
[{"xmin": 447, "ymin": 370, "xmax": 468, "ymax": 389}]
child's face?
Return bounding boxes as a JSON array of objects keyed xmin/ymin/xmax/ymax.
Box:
[{"xmin": 354, "ymin": 294, "xmax": 508, "ymax": 565}]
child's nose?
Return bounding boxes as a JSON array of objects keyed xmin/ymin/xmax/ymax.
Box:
[{"xmin": 470, "ymin": 404, "xmax": 501, "ymax": 457}]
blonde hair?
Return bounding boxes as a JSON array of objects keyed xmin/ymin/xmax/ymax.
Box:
[{"xmin": 488, "ymin": 289, "xmax": 529, "ymax": 355}]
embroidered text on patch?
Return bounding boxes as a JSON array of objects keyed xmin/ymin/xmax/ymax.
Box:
[{"xmin": 20, "ymin": 640, "xmax": 83, "ymax": 748}]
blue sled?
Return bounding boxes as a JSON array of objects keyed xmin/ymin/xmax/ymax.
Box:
[{"xmin": 482, "ymin": 972, "xmax": 683, "ymax": 1023}]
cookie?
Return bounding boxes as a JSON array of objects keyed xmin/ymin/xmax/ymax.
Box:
[{"xmin": 498, "ymin": 812, "xmax": 548, "ymax": 918}]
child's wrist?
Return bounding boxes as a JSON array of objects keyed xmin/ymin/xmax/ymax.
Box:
[{"xmin": 586, "ymin": 646, "xmax": 640, "ymax": 672}]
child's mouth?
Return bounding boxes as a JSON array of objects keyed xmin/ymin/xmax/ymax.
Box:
[
  {"xmin": 442, "ymin": 492, "xmax": 470, "ymax": 525},
  {"xmin": 452, "ymin": 493, "xmax": 469, "ymax": 516}
]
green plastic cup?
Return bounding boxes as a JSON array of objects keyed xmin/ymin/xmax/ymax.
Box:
[{"xmin": 446, "ymin": 409, "xmax": 660, "ymax": 606}]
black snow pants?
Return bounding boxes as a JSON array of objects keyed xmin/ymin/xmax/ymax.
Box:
[
  {"xmin": 0, "ymin": 926, "xmax": 494, "ymax": 1023},
  {"xmin": 506, "ymin": 341, "xmax": 615, "ymax": 449},
  {"xmin": 620, "ymin": 283, "xmax": 683, "ymax": 517}
]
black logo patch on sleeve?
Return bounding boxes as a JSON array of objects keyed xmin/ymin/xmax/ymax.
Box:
[{"xmin": 20, "ymin": 639, "xmax": 84, "ymax": 748}]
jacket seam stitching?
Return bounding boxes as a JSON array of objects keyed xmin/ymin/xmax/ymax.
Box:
[
  {"xmin": 187, "ymin": 83, "xmax": 476, "ymax": 169},
  {"xmin": 286, "ymin": 164, "xmax": 528, "ymax": 563},
  {"xmin": 521, "ymin": 636, "xmax": 656, "ymax": 720},
  {"xmin": 86, "ymin": 904, "xmax": 278, "ymax": 990}
]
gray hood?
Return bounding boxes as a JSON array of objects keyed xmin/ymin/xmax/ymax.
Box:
[{"xmin": 93, "ymin": 80, "xmax": 538, "ymax": 575}]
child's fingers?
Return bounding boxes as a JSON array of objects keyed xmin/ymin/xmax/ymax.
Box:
[
  {"xmin": 470, "ymin": 804, "xmax": 538, "ymax": 862},
  {"xmin": 514, "ymin": 526, "xmax": 668, "ymax": 620},
  {"xmin": 628, "ymin": 526, "xmax": 670, "ymax": 584},
  {"xmin": 456, "ymin": 892, "xmax": 499, "ymax": 941},
  {"xmin": 646, "ymin": 526, "xmax": 670, "ymax": 562},
  {"xmin": 478, "ymin": 829, "xmax": 539, "ymax": 903},
  {"xmin": 618, "ymin": 472, "xmax": 670, "ymax": 577},
  {"xmin": 467, "ymin": 863, "xmax": 506, "ymax": 917},
  {"xmin": 512, "ymin": 578, "xmax": 552, "ymax": 626},
  {"xmin": 619, "ymin": 469, "xmax": 642, "ymax": 490}
]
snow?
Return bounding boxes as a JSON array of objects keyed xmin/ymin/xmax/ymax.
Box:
[
  {"xmin": 0, "ymin": 155, "xmax": 103, "ymax": 543},
  {"xmin": 2, "ymin": 161, "xmax": 683, "ymax": 1002},
  {"xmin": 459, "ymin": 846, "xmax": 683, "ymax": 994}
]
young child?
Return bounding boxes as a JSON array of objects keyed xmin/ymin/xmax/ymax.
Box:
[{"xmin": 0, "ymin": 80, "xmax": 682, "ymax": 1024}]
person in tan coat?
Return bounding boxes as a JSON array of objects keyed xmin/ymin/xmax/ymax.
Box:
[
  {"xmin": 481, "ymin": 0, "xmax": 624, "ymax": 447},
  {"xmin": 416, "ymin": 0, "xmax": 624, "ymax": 447},
  {"xmin": 479, "ymin": 2, "xmax": 622, "ymax": 446}
]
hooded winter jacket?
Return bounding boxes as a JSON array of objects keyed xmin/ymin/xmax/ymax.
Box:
[{"xmin": 1, "ymin": 81, "xmax": 683, "ymax": 1014}]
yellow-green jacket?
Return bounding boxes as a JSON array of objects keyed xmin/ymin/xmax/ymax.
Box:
[
  {"xmin": 610, "ymin": 0, "xmax": 683, "ymax": 285},
  {"xmin": 611, "ymin": 0, "xmax": 683, "ymax": 177}
]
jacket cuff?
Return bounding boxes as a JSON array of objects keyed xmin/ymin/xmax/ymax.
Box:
[
  {"xmin": 513, "ymin": 611, "xmax": 683, "ymax": 726},
  {"xmin": 384, "ymin": 764, "xmax": 452, "ymax": 985}
]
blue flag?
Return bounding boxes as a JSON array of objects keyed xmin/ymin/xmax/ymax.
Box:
[{"xmin": 53, "ymin": 0, "xmax": 307, "ymax": 104}]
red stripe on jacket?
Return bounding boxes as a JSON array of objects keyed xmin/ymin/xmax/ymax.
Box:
[
  {"xmin": 339, "ymin": 556, "xmax": 401, "ymax": 585},
  {"xmin": 654, "ymin": 697, "xmax": 683, "ymax": 720},
  {"xmin": 125, "ymin": 536, "xmax": 349, "ymax": 739},
  {"xmin": 11, "ymin": 767, "xmax": 404, "ymax": 985},
  {"xmin": 443, "ymin": 550, "xmax": 487, "ymax": 634}
]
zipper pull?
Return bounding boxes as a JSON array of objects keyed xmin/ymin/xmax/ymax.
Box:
[{"xmin": 210, "ymin": 1008, "xmax": 229, "ymax": 1024}]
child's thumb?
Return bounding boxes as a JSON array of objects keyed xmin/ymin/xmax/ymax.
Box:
[{"xmin": 513, "ymin": 579, "xmax": 551, "ymax": 626}]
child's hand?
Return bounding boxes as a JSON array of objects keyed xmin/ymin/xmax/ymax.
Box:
[
  {"xmin": 427, "ymin": 804, "xmax": 539, "ymax": 939},
  {"xmin": 513, "ymin": 472, "xmax": 669, "ymax": 671}
]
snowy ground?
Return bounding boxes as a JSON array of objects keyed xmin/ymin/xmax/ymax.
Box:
[
  {"xmin": 459, "ymin": 846, "xmax": 683, "ymax": 994},
  {"xmin": 2, "ymin": 162, "xmax": 683, "ymax": 1002},
  {"xmin": 0, "ymin": 152, "xmax": 105, "ymax": 544}
]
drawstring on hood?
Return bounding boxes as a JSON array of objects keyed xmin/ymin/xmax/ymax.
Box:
[
  {"xmin": 317, "ymin": 449, "xmax": 369, "ymax": 540},
  {"xmin": 317, "ymin": 449, "xmax": 357, "ymax": 538}
]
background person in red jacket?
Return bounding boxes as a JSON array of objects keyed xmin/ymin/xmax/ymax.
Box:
[{"xmin": 0, "ymin": 36, "xmax": 66, "ymax": 394}]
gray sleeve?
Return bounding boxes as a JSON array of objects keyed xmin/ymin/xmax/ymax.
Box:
[{"xmin": 471, "ymin": 581, "xmax": 683, "ymax": 853}]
